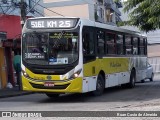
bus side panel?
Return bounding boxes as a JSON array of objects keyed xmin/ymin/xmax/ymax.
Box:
[
  {"xmin": 82, "ymin": 60, "xmax": 100, "ymax": 93},
  {"xmin": 134, "ymin": 57, "xmax": 147, "ymax": 82},
  {"xmin": 83, "ymin": 57, "xmax": 130, "ymax": 92},
  {"xmin": 82, "ymin": 57, "xmax": 147, "ymax": 92},
  {"xmin": 101, "ymin": 57, "xmax": 130, "ymax": 87}
]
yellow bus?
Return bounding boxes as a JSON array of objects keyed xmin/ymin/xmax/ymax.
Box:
[{"xmin": 21, "ymin": 17, "xmax": 147, "ymax": 97}]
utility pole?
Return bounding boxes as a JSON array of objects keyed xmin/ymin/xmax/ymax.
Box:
[
  {"xmin": 14, "ymin": 0, "xmax": 27, "ymax": 90},
  {"xmin": 20, "ymin": 0, "xmax": 27, "ymax": 28}
]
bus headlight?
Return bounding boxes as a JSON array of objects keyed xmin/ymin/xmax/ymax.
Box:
[
  {"xmin": 22, "ymin": 70, "xmax": 29, "ymax": 77},
  {"xmin": 69, "ymin": 69, "xmax": 82, "ymax": 80}
]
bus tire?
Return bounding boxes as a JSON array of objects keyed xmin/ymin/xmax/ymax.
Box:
[
  {"xmin": 45, "ymin": 93, "xmax": 60, "ymax": 98},
  {"xmin": 141, "ymin": 79, "xmax": 145, "ymax": 83},
  {"xmin": 92, "ymin": 74, "xmax": 105, "ymax": 96},
  {"xmin": 127, "ymin": 70, "xmax": 136, "ymax": 88},
  {"xmin": 150, "ymin": 73, "xmax": 154, "ymax": 82}
]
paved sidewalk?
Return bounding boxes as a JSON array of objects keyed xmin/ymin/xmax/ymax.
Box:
[{"xmin": 0, "ymin": 86, "xmax": 32, "ymax": 98}]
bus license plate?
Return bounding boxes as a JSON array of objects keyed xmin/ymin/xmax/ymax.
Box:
[{"xmin": 44, "ymin": 82, "xmax": 54, "ymax": 87}]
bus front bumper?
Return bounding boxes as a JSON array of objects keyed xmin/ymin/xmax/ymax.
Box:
[{"xmin": 21, "ymin": 75, "xmax": 82, "ymax": 93}]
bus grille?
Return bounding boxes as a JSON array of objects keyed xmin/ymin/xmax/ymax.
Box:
[{"xmin": 29, "ymin": 82, "xmax": 70, "ymax": 89}]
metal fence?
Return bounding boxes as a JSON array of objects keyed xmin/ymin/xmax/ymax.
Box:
[{"xmin": 148, "ymin": 57, "xmax": 160, "ymax": 73}]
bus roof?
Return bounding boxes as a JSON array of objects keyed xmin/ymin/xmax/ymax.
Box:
[
  {"xmin": 26, "ymin": 17, "xmax": 146, "ymax": 37},
  {"xmin": 80, "ymin": 18, "xmax": 144, "ymax": 37}
]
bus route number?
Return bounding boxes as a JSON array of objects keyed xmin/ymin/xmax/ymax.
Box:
[
  {"xmin": 47, "ymin": 21, "xmax": 71, "ymax": 28},
  {"xmin": 31, "ymin": 21, "xmax": 44, "ymax": 28},
  {"xmin": 30, "ymin": 20, "xmax": 71, "ymax": 28}
]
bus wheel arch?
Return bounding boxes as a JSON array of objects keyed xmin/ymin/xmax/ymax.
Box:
[{"xmin": 92, "ymin": 70, "xmax": 105, "ymax": 96}]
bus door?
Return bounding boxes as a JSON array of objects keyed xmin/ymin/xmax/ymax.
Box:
[{"xmin": 82, "ymin": 26, "xmax": 96, "ymax": 77}]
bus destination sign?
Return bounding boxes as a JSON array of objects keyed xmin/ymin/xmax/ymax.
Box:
[{"xmin": 26, "ymin": 18, "xmax": 78, "ymax": 29}]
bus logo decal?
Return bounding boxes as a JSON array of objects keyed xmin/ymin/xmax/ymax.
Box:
[{"xmin": 46, "ymin": 75, "xmax": 52, "ymax": 80}]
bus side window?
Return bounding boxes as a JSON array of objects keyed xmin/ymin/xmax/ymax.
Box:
[
  {"xmin": 139, "ymin": 38, "xmax": 145, "ymax": 55},
  {"xmin": 116, "ymin": 34, "xmax": 124, "ymax": 55},
  {"xmin": 83, "ymin": 27, "xmax": 96, "ymax": 63},
  {"xmin": 105, "ymin": 32, "xmax": 116, "ymax": 55},
  {"xmin": 133, "ymin": 37, "xmax": 138, "ymax": 55},
  {"xmin": 97, "ymin": 30, "xmax": 105, "ymax": 56},
  {"xmin": 125, "ymin": 35, "xmax": 132, "ymax": 55},
  {"xmin": 144, "ymin": 38, "xmax": 147, "ymax": 55},
  {"xmin": 83, "ymin": 31, "xmax": 95, "ymax": 55}
]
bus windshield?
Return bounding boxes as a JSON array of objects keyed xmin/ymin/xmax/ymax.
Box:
[{"xmin": 22, "ymin": 31, "xmax": 79, "ymax": 65}]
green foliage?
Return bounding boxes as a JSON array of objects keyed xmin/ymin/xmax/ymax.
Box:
[
  {"xmin": 122, "ymin": 0, "xmax": 160, "ymax": 32},
  {"xmin": 114, "ymin": 0, "xmax": 120, "ymax": 3},
  {"xmin": 117, "ymin": 21, "xmax": 125, "ymax": 27}
]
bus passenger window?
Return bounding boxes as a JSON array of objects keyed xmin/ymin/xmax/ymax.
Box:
[
  {"xmin": 125, "ymin": 36, "xmax": 132, "ymax": 55},
  {"xmin": 139, "ymin": 38, "xmax": 145, "ymax": 55},
  {"xmin": 116, "ymin": 34, "xmax": 124, "ymax": 55},
  {"xmin": 105, "ymin": 33, "xmax": 116, "ymax": 54},
  {"xmin": 83, "ymin": 31, "xmax": 95, "ymax": 55},
  {"xmin": 133, "ymin": 37, "xmax": 138, "ymax": 55},
  {"xmin": 97, "ymin": 30, "xmax": 105, "ymax": 55},
  {"xmin": 144, "ymin": 38, "xmax": 147, "ymax": 55}
]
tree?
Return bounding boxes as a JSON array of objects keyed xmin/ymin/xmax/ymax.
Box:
[{"xmin": 120, "ymin": 0, "xmax": 160, "ymax": 32}]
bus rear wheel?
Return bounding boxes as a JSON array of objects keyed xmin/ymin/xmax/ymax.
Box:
[
  {"xmin": 150, "ymin": 73, "xmax": 154, "ymax": 82},
  {"xmin": 127, "ymin": 70, "xmax": 136, "ymax": 88},
  {"xmin": 92, "ymin": 74, "xmax": 105, "ymax": 96},
  {"xmin": 122, "ymin": 70, "xmax": 136, "ymax": 88},
  {"xmin": 45, "ymin": 93, "xmax": 60, "ymax": 98}
]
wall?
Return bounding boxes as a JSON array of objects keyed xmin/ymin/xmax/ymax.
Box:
[
  {"xmin": 0, "ymin": 48, "xmax": 7, "ymax": 88},
  {"xmin": 148, "ymin": 44, "xmax": 160, "ymax": 73},
  {"xmin": 148, "ymin": 44, "xmax": 160, "ymax": 57},
  {"xmin": 44, "ymin": 4, "xmax": 90, "ymax": 19},
  {"xmin": 43, "ymin": 0, "xmax": 121, "ymax": 24},
  {"xmin": 148, "ymin": 57, "xmax": 160, "ymax": 73},
  {"xmin": 43, "ymin": 0, "xmax": 95, "ymax": 20},
  {"xmin": 0, "ymin": 15, "xmax": 21, "ymax": 40}
]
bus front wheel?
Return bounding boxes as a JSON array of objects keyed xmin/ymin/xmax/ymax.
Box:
[
  {"xmin": 45, "ymin": 93, "xmax": 60, "ymax": 98},
  {"xmin": 92, "ymin": 74, "xmax": 105, "ymax": 96}
]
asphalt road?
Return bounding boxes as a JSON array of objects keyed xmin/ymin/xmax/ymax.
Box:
[{"xmin": 0, "ymin": 74, "xmax": 160, "ymax": 119}]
